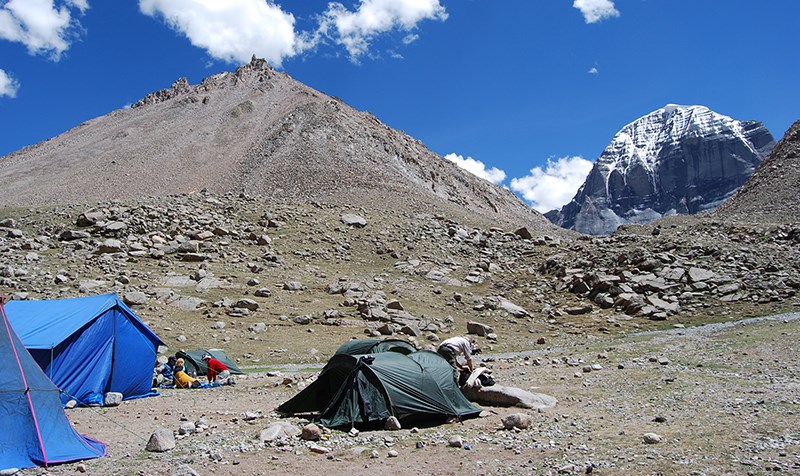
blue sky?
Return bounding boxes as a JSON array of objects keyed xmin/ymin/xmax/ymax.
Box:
[{"xmin": 1, "ymin": 0, "xmax": 798, "ymax": 212}]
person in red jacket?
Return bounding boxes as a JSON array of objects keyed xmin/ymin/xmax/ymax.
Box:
[{"xmin": 202, "ymin": 353, "xmax": 235, "ymax": 385}]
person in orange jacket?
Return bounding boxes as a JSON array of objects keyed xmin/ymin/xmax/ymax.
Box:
[{"xmin": 173, "ymin": 358, "xmax": 200, "ymax": 388}]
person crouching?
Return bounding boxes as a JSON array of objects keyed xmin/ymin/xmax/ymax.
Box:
[
  {"xmin": 437, "ymin": 336, "xmax": 479, "ymax": 384},
  {"xmin": 202, "ymin": 353, "xmax": 235, "ymax": 385}
]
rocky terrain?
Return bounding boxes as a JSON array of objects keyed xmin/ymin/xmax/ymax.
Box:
[
  {"xmin": 0, "ymin": 54, "xmax": 798, "ymax": 476},
  {"xmin": 1, "ymin": 191, "xmax": 799, "ymax": 475},
  {"xmin": 0, "ymin": 56, "xmax": 544, "ymax": 232},
  {"xmin": 546, "ymin": 105, "xmax": 775, "ymax": 235},
  {"xmin": 716, "ymin": 119, "xmax": 800, "ymax": 224}
]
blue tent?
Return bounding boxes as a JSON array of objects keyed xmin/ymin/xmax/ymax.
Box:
[
  {"xmin": 5, "ymin": 294, "xmax": 163, "ymax": 406},
  {"xmin": 0, "ymin": 300, "xmax": 106, "ymax": 470}
]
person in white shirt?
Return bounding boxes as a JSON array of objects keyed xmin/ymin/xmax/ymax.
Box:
[{"xmin": 437, "ymin": 336, "xmax": 479, "ymax": 382}]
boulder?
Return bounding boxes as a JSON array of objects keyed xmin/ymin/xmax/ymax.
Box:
[
  {"xmin": 462, "ymin": 383, "xmax": 557, "ymax": 410},
  {"xmin": 123, "ymin": 291, "xmax": 148, "ymax": 306},
  {"xmin": 467, "ymin": 321, "xmax": 494, "ymax": 337},
  {"xmin": 688, "ymin": 267, "xmax": 716, "ymax": 283},
  {"xmin": 341, "ymin": 214, "xmax": 367, "ymax": 227},
  {"xmin": 145, "ymin": 428, "xmax": 175, "ymax": 452},
  {"xmin": 173, "ymin": 465, "xmax": 200, "ymax": 476},
  {"xmin": 59, "ymin": 230, "xmax": 91, "ymax": 241},
  {"xmin": 496, "ymin": 298, "xmax": 529, "ymax": 317},
  {"xmin": 233, "ymin": 298, "xmax": 259, "ymax": 311},
  {"xmin": 259, "ymin": 422, "xmax": 301, "ymax": 443},
  {"xmin": 97, "ymin": 239, "xmax": 124, "ymax": 254},
  {"xmin": 513, "ymin": 227, "xmax": 532, "ymax": 239}
]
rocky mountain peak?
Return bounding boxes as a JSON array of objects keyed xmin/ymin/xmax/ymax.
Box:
[
  {"xmin": 0, "ymin": 57, "xmax": 550, "ymax": 232},
  {"xmin": 546, "ymin": 105, "xmax": 775, "ymax": 235},
  {"xmin": 132, "ymin": 56, "xmax": 279, "ymax": 109}
]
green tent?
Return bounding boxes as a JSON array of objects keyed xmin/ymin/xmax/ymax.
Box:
[
  {"xmin": 334, "ymin": 338, "xmax": 416, "ymax": 356},
  {"xmin": 277, "ymin": 349, "xmax": 481, "ymax": 428},
  {"xmin": 175, "ymin": 349, "xmax": 244, "ymax": 377}
]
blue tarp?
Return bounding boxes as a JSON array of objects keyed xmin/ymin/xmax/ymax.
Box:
[
  {"xmin": 5, "ymin": 294, "xmax": 163, "ymax": 406},
  {"xmin": 0, "ymin": 301, "xmax": 106, "ymax": 470}
]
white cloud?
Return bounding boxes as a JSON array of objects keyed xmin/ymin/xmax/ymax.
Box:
[
  {"xmin": 66, "ymin": 0, "xmax": 89, "ymax": 13},
  {"xmin": 510, "ymin": 156, "xmax": 594, "ymax": 212},
  {"xmin": 573, "ymin": 0, "xmax": 620, "ymax": 24},
  {"xmin": 0, "ymin": 0, "xmax": 86, "ymax": 59},
  {"xmin": 588, "ymin": 66, "xmax": 598, "ymax": 74},
  {"xmin": 445, "ymin": 153, "xmax": 506, "ymax": 185},
  {"xmin": 139, "ymin": 0, "xmax": 304, "ymax": 67},
  {"xmin": 0, "ymin": 68, "xmax": 20, "ymax": 98},
  {"xmin": 402, "ymin": 33, "xmax": 418, "ymax": 45},
  {"xmin": 319, "ymin": 0, "xmax": 447, "ymax": 61}
]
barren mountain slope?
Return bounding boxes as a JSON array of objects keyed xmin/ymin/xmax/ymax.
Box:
[
  {"xmin": 0, "ymin": 57, "xmax": 548, "ymax": 231},
  {"xmin": 715, "ymin": 119, "xmax": 800, "ymax": 223}
]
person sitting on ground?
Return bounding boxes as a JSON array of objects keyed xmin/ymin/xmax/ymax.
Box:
[
  {"xmin": 173, "ymin": 358, "xmax": 201, "ymax": 389},
  {"xmin": 437, "ymin": 336, "xmax": 479, "ymax": 383},
  {"xmin": 153, "ymin": 355, "xmax": 177, "ymax": 388},
  {"xmin": 202, "ymin": 353, "xmax": 235, "ymax": 385}
]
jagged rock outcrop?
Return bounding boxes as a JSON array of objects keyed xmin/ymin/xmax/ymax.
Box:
[
  {"xmin": 715, "ymin": 120, "xmax": 800, "ymax": 223},
  {"xmin": 0, "ymin": 56, "xmax": 550, "ymax": 232},
  {"xmin": 546, "ymin": 105, "xmax": 775, "ymax": 235}
]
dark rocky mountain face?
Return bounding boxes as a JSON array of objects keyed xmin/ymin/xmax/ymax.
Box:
[
  {"xmin": 0, "ymin": 57, "xmax": 550, "ymax": 233},
  {"xmin": 546, "ymin": 105, "xmax": 775, "ymax": 235},
  {"xmin": 715, "ymin": 120, "xmax": 800, "ymax": 224}
]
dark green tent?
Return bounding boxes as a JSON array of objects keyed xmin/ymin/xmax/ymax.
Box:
[
  {"xmin": 334, "ymin": 338, "xmax": 416, "ymax": 356},
  {"xmin": 175, "ymin": 349, "xmax": 244, "ymax": 377},
  {"xmin": 277, "ymin": 350, "xmax": 481, "ymax": 428}
]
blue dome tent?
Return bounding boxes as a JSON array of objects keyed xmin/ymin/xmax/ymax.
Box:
[{"xmin": 5, "ymin": 293, "xmax": 163, "ymax": 406}]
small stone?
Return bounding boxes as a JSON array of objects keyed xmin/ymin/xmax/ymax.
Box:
[
  {"xmin": 643, "ymin": 432, "xmax": 662, "ymax": 444},
  {"xmin": 448, "ymin": 435, "xmax": 464, "ymax": 448},
  {"xmin": 501, "ymin": 413, "xmax": 531, "ymax": 430},
  {"xmin": 283, "ymin": 281, "xmax": 303, "ymax": 291},
  {"xmin": 173, "ymin": 465, "xmax": 200, "ymax": 476},
  {"xmin": 178, "ymin": 422, "xmax": 196, "ymax": 435},
  {"xmin": 103, "ymin": 392, "xmax": 123, "ymax": 407},
  {"xmin": 301, "ymin": 423, "xmax": 322, "ymax": 441},
  {"xmin": 387, "ymin": 450, "xmax": 399, "ymax": 458},
  {"xmin": 384, "ymin": 416, "xmax": 401, "ymax": 430}
]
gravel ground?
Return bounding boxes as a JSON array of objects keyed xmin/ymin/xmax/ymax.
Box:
[{"xmin": 18, "ymin": 312, "xmax": 799, "ymax": 476}]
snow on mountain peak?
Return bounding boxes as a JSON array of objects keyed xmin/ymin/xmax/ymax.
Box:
[
  {"xmin": 599, "ymin": 104, "xmax": 744, "ymax": 177},
  {"xmin": 546, "ymin": 105, "xmax": 775, "ymax": 235}
]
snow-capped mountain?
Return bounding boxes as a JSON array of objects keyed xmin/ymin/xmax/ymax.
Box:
[{"xmin": 546, "ymin": 105, "xmax": 775, "ymax": 235}]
